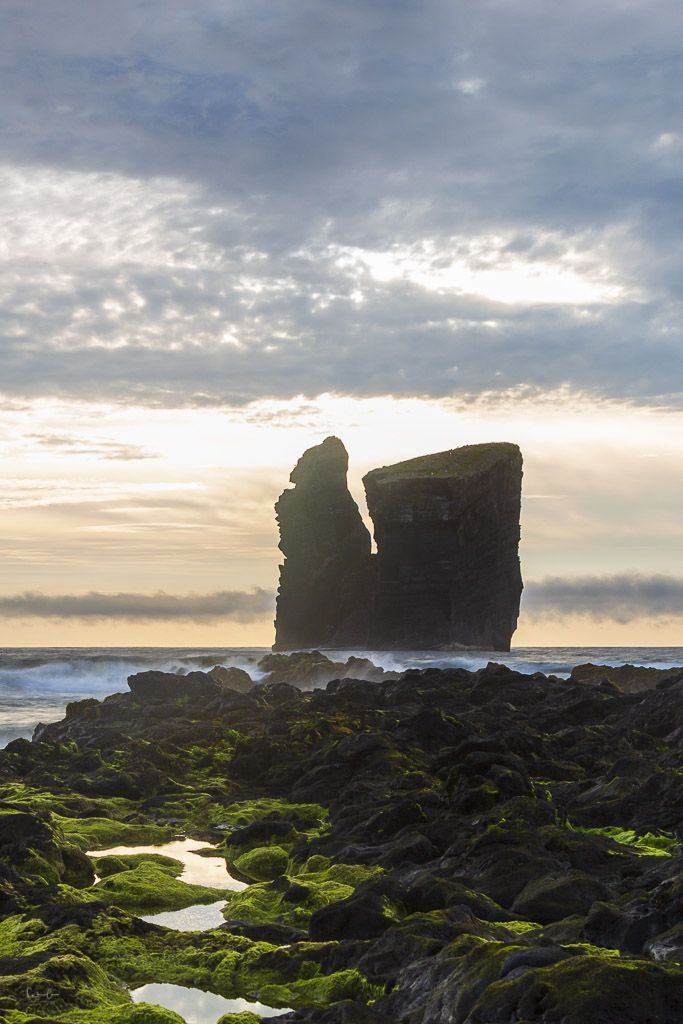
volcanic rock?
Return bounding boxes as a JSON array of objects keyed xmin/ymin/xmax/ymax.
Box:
[
  {"xmin": 127, "ymin": 669, "xmax": 220, "ymax": 702},
  {"xmin": 274, "ymin": 436, "xmax": 373, "ymax": 649},
  {"xmin": 274, "ymin": 438, "xmax": 523, "ymax": 651},
  {"xmin": 208, "ymin": 665, "xmax": 254, "ymax": 692},
  {"xmin": 570, "ymin": 662, "xmax": 683, "ymax": 693},
  {"xmin": 363, "ymin": 443, "xmax": 523, "ymax": 650}
]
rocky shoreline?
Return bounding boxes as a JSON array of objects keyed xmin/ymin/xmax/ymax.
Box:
[{"xmin": 2, "ymin": 652, "xmax": 683, "ymax": 1023}]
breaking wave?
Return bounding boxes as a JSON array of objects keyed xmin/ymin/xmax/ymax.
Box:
[{"xmin": 1, "ymin": 645, "xmax": 681, "ymax": 747}]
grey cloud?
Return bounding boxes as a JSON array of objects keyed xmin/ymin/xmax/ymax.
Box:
[
  {"xmin": 28, "ymin": 434, "xmax": 157, "ymax": 460},
  {"xmin": 1, "ymin": 1, "xmax": 683, "ymax": 407},
  {"xmin": 0, "ymin": 589, "xmax": 274, "ymax": 622},
  {"xmin": 524, "ymin": 575, "xmax": 683, "ymax": 623}
]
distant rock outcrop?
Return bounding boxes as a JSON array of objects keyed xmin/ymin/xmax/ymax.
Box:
[
  {"xmin": 570, "ymin": 663, "xmax": 683, "ymax": 694},
  {"xmin": 274, "ymin": 437, "xmax": 523, "ymax": 651},
  {"xmin": 363, "ymin": 443, "xmax": 523, "ymax": 650},
  {"xmin": 274, "ymin": 436, "xmax": 373, "ymax": 649}
]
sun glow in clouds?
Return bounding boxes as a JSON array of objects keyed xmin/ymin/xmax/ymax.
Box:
[
  {"xmin": 335, "ymin": 235, "xmax": 631, "ymax": 306},
  {"xmin": 0, "ymin": 393, "xmax": 682, "ymax": 645}
]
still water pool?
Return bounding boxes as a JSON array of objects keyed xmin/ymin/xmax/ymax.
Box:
[
  {"xmin": 88, "ymin": 837, "xmax": 247, "ymax": 889},
  {"xmin": 131, "ymin": 982, "xmax": 290, "ymax": 1022}
]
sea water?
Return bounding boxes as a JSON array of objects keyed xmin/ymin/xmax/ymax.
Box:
[{"xmin": 1, "ymin": 645, "xmax": 682, "ymax": 748}]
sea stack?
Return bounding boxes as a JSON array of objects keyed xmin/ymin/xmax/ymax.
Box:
[
  {"xmin": 363, "ymin": 443, "xmax": 523, "ymax": 650},
  {"xmin": 274, "ymin": 438, "xmax": 523, "ymax": 651},
  {"xmin": 274, "ymin": 436, "xmax": 372, "ymax": 649}
]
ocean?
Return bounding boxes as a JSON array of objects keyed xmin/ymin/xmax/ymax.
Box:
[{"xmin": 1, "ymin": 645, "xmax": 682, "ymax": 748}]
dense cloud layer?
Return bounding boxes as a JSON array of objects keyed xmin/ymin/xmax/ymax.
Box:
[
  {"xmin": 524, "ymin": 575, "xmax": 683, "ymax": 624},
  {"xmin": 2, "ymin": 576, "xmax": 681, "ymax": 626},
  {"xmin": 0, "ymin": 589, "xmax": 273, "ymax": 622},
  {"xmin": 1, "ymin": 1, "xmax": 682, "ymax": 407}
]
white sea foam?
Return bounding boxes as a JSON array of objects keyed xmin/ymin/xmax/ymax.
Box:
[{"xmin": 0, "ymin": 645, "xmax": 681, "ymax": 747}]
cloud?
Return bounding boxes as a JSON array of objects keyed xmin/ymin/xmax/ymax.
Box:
[
  {"xmin": 0, "ymin": 589, "xmax": 274, "ymax": 622},
  {"xmin": 524, "ymin": 574, "xmax": 683, "ymax": 623},
  {"xmin": 2, "ymin": 577, "xmax": 681, "ymax": 626},
  {"xmin": 0, "ymin": 3, "xmax": 683, "ymax": 408},
  {"xmin": 28, "ymin": 434, "xmax": 156, "ymax": 461}
]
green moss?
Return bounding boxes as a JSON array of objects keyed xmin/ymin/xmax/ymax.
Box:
[
  {"xmin": 471, "ymin": 952, "xmax": 683, "ymax": 1021},
  {"xmin": 55, "ymin": 815, "xmax": 173, "ymax": 851},
  {"xmin": 0, "ymin": 1010, "xmax": 184, "ymax": 1024},
  {"xmin": 572, "ymin": 824, "xmax": 678, "ymax": 857},
  {"xmin": 490, "ymin": 919, "xmax": 539, "ymax": 935},
  {"xmin": 92, "ymin": 862, "xmax": 223, "ymax": 911},
  {"xmin": 94, "ymin": 853, "xmax": 183, "ymax": 879},
  {"xmin": 223, "ymin": 872, "xmax": 342, "ymax": 929},
  {"xmin": 233, "ymin": 845, "xmax": 289, "ymax": 882},
  {"xmin": 219, "ymin": 798, "xmax": 328, "ymax": 830},
  {"xmin": 259, "ymin": 968, "xmax": 383, "ymax": 1009},
  {"xmin": 223, "ymin": 860, "xmax": 381, "ymax": 927},
  {"xmin": 0, "ymin": 950, "xmax": 127, "ymax": 1018},
  {"xmin": 562, "ymin": 942, "xmax": 621, "ymax": 958},
  {"xmin": 216, "ymin": 1014, "xmax": 262, "ymax": 1024},
  {"xmin": 216, "ymin": 1011, "xmax": 262, "ymax": 1019}
]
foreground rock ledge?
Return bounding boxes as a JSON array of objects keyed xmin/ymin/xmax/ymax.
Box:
[
  {"xmin": 274, "ymin": 437, "xmax": 523, "ymax": 651},
  {"xmin": 2, "ymin": 655, "xmax": 683, "ymax": 1023}
]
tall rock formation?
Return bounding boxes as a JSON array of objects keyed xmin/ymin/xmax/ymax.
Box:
[
  {"xmin": 363, "ymin": 443, "xmax": 523, "ymax": 650},
  {"xmin": 274, "ymin": 438, "xmax": 523, "ymax": 651},
  {"xmin": 274, "ymin": 436, "xmax": 372, "ymax": 650}
]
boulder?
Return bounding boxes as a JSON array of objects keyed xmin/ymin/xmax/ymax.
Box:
[
  {"xmin": 570, "ymin": 662, "xmax": 683, "ymax": 693},
  {"xmin": 309, "ymin": 891, "xmax": 395, "ymax": 940},
  {"xmin": 127, "ymin": 670, "xmax": 219, "ymax": 702},
  {"xmin": 512, "ymin": 871, "xmax": 613, "ymax": 924},
  {"xmin": 208, "ymin": 665, "xmax": 253, "ymax": 692}
]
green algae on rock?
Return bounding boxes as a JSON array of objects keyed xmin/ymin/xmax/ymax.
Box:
[
  {"xmin": 2, "ymin": 653, "xmax": 683, "ymax": 1023},
  {"xmin": 91, "ymin": 861, "xmax": 224, "ymax": 911}
]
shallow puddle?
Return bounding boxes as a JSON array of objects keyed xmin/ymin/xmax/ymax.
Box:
[
  {"xmin": 131, "ymin": 982, "xmax": 289, "ymax": 1021},
  {"xmin": 141, "ymin": 899, "xmax": 228, "ymax": 931},
  {"xmin": 87, "ymin": 837, "xmax": 247, "ymax": 890}
]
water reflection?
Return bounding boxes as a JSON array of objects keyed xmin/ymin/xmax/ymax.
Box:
[
  {"xmin": 131, "ymin": 982, "xmax": 289, "ymax": 1021},
  {"xmin": 87, "ymin": 838, "xmax": 246, "ymax": 890},
  {"xmin": 141, "ymin": 899, "xmax": 227, "ymax": 931}
]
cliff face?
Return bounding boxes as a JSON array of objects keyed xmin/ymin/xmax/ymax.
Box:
[
  {"xmin": 274, "ymin": 436, "xmax": 373, "ymax": 650},
  {"xmin": 363, "ymin": 443, "xmax": 523, "ymax": 650},
  {"xmin": 274, "ymin": 438, "xmax": 523, "ymax": 651}
]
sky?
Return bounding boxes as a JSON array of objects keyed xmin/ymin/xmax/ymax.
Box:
[{"xmin": 0, "ymin": 0, "xmax": 681, "ymax": 647}]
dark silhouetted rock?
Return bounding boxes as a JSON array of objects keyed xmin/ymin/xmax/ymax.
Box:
[
  {"xmin": 363, "ymin": 443, "xmax": 523, "ymax": 650},
  {"xmin": 258, "ymin": 650, "xmax": 396, "ymax": 689},
  {"xmin": 273, "ymin": 438, "xmax": 523, "ymax": 651},
  {"xmin": 274, "ymin": 436, "xmax": 373, "ymax": 649},
  {"xmin": 208, "ymin": 665, "xmax": 254, "ymax": 692},
  {"xmin": 570, "ymin": 662, "xmax": 683, "ymax": 693},
  {"xmin": 127, "ymin": 669, "xmax": 219, "ymax": 702}
]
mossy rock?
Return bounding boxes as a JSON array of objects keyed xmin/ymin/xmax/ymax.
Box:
[
  {"xmin": 92, "ymin": 862, "xmax": 223, "ymax": 911},
  {"xmin": 0, "ymin": 950, "xmax": 125, "ymax": 1015},
  {"xmin": 218, "ymin": 798, "xmax": 328, "ymax": 833},
  {"xmin": 233, "ymin": 845, "xmax": 289, "ymax": 882},
  {"xmin": 93, "ymin": 853, "xmax": 183, "ymax": 879},
  {"xmin": 223, "ymin": 859, "xmax": 380, "ymax": 928},
  {"xmin": 470, "ymin": 952, "xmax": 683, "ymax": 1023},
  {"xmin": 573, "ymin": 823, "xmax": 678, "ymax": 857},
  {"xmin": 259, "ymin": 967, "xmax": 383, "ymax": 1009},
  {"xmin": 59, "ymin": 1006, "xmax": 186, "ymax": 1024},
  {"xmin": 55, "ymin": 815, "xmax": 173, "ymax": 851},
  {"xmin": 216, "ymin": 1014, "xmax": 262, "ymax": 1024}
]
